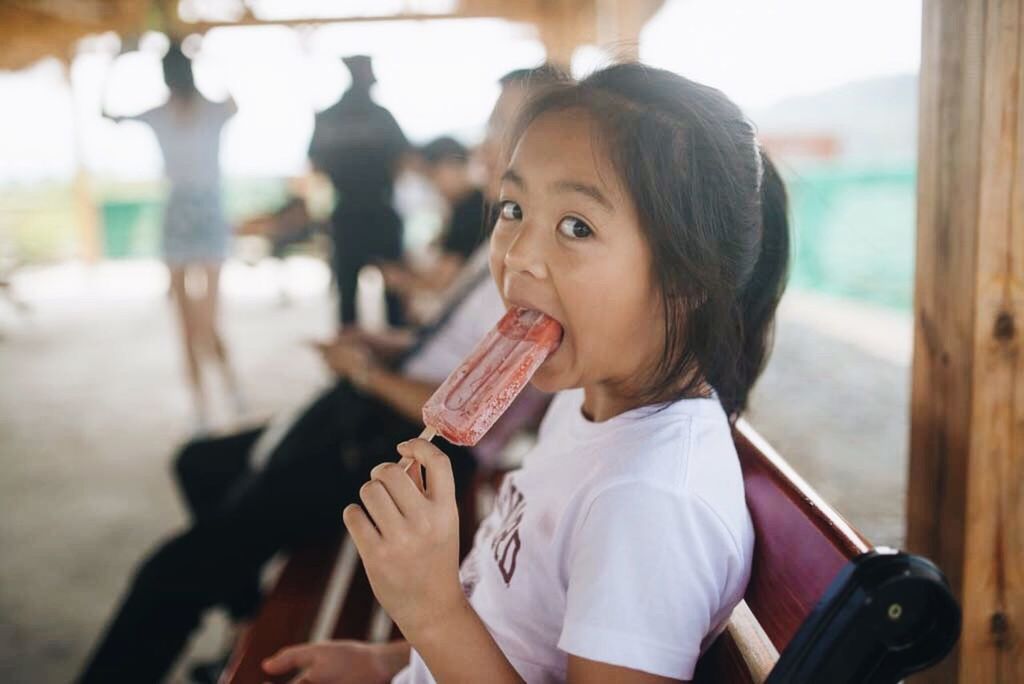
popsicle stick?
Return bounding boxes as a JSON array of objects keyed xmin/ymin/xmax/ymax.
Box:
[{"xmin": 400, "ymin": 427, "xmax": 436, "ymax": 473}]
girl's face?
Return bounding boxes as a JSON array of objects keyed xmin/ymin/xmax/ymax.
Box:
[{"xmin": 490, "ymin": 109, "xmax": 664, "ymax": 411}]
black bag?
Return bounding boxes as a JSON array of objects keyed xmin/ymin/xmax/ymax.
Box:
[{"xmin": 766, "ymin": 549, "xmax": 961, "ymax": 683}]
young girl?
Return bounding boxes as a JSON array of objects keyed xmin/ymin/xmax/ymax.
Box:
[{"xmin": 263, "ymin": 62, "xmax": 789, "ymax": 683}]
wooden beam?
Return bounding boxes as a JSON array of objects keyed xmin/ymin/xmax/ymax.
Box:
[
  {"xmin": 907, "ymin": 0, "xmax": 1023, "ymax": 681},
  {"xmin": 176, "ymin": 12, "xmax": 464, "ymax": 32}
]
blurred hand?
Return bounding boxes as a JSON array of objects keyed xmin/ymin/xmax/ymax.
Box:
[
  {"xmin": 379, "ymin": 262, "xmax": 415, "ymax": 295},
  {"xmin": 333, "ymin": 326, "xmax": 369, "ymax": 344},
  {"xmin": 310, "ymin": 339, "xmax": 377, "ymax": 386},
  {"xmin": 343, "ymin": 439, "xmax": 466, "ymax": 642},
  {"xmin": 262, "ymin": 640, "xmax": 405, "ymax": 684}
]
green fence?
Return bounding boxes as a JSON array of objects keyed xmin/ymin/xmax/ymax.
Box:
[
  {"xmin": 4, "ymin": 170, "xmax": 917, "ymax": 310},
  {"xmin": 98, "ymin": 178, "xmax": 290, "ymax": 260},
  {"xmin": 786, "ymin": 166, "xmax": 916, "ymax": 310}
]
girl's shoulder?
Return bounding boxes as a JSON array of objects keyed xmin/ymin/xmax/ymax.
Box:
[
  {"xmin": 535, "ymin": 390, "xmax": 744, "ymax": 508},
  {"xmin": 563, "ymin": 397, "xmax": 751, "ymax": 573}
]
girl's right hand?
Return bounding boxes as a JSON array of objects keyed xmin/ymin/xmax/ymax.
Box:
[{"xmin": 262, "ymin": 639, "xmax": 409, "ymax": 684}]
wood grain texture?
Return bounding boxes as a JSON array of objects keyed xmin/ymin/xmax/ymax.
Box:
[{"xmin": 908, "ymin": 0, "xmax": 1024, "ymax": 680}]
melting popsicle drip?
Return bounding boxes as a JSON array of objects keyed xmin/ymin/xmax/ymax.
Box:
[{"xmin": 421, "ymin": 307, "xmax": 562, "ymax": 446}]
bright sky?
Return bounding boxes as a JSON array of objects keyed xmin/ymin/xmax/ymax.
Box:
[
  {"xmin": 0, "ymin": 0, "xmax": 921, "ymax": 183},
  {"xmin": 641, "ymin": 0, "xmax": 921, "ymax": 108}
]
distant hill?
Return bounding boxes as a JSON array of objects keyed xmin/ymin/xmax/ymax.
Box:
[{"xmin": 751, "ymin": 74, "xmax": 918, "ymax": 164}]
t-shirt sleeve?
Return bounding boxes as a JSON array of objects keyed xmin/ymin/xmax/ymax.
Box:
[{"xmin": 558, "ymin": 482, "xmax": 741, "ymax": 680}]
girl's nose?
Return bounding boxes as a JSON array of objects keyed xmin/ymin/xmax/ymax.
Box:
[{"xmin": 503, "ymin": 221, "xmax": 548, "ymax": 280}]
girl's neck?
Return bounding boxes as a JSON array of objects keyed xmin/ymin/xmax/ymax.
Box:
[
  {"xmin": 580, "ymin": 384, "xmax": 645, "ymax": 423},
  {"xmin": 580, "ymin": 375, "xmax": 715, "ymax": 423}
]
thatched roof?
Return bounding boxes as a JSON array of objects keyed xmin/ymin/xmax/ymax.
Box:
[
  {"xmin": 0, "ymin": 1, "xmax": 149, "ymax": 69},
  {"xmin": 0, "ymin": 0, "xmax": 664, "ymax": 71}
]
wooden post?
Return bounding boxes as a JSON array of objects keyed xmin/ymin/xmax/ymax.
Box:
[
  {"xmin": 594, "ymin": 0, "xmax": 665, "ymax": 61},
  {"xmin": 907, "ymin": 0, "xmax": 1023, "ymax": 681},
  {"xmin": 65, "ymin": 56, "xmax": 101, "ymax": 262},
  {"xmin": 536, "ymin": 3, "xmax": 593, "ymax": 70}
]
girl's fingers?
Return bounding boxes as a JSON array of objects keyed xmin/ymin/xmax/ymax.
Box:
[
  {"xmin": 342, "ymin": 503, "xmax": 380, "ymax": 556},
  {"xmin": 370, "ymin": 461, "xmax": 427, "ymax": 515},
  {"xmin": 262, "ymin": 644, "xmax": 313, "ymax": 674},
  {"xmin": 398, "ymin": 455, "xmax": 426, "ymax": 492},
  {"xmin": 397, "ymin": 438, "xmax": 455, "ymax": 503},
  {"xmin": 358, "ymin": 479, "xmax": 405, "ymax": 537}
]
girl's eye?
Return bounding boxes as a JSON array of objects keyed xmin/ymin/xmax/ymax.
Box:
[
  {"xmin": 557, "ymin": 216, "xmax": 594, "ymax": 239},
  {"xmin": 499, "ymin": 200, "xmax": 522, "ymax": 221}
]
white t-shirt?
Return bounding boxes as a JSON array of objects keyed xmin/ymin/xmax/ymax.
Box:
[
  {"xmin": 399, "ymin": 247, "xmax": 505, "ymax": 383},
  {"xmin": 135, "ymin": 97, "xmax": 233, "ymax": 188},
  {"xmin": 394, "ymin": 388, "xmax": 753, "ymax": 683}
]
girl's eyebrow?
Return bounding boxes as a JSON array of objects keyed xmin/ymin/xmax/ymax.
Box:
[
  {"xmin": 501, "ymin": 168, "xmax": 525, "ymax": 188},
  {"xmin": 502, "ymin": 168, "xmax": 612, "ymax": 211},
  {"xmin": 551, "ymin": 180, "xmax": 613, "ymax": 211}
]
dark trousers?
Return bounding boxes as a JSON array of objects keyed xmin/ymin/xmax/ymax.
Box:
[
  {"xmin": 77, "ymin": 382, "xmax": 475, "ymax": 684},
  {"xmin": 331, "ymin": 203, "xmax": 404, "ymax": 327}
]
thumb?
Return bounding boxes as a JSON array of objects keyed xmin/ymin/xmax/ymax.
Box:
[{"xmin": 397, "ymin": 438, "xmax": 454, "ymax": 503}]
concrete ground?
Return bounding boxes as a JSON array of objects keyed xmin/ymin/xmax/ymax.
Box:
[{"xmin": 0, "ymin": 259, "xmax": 912, "ymax": 683}]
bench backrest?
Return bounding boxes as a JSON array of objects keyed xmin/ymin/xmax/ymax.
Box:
[
  {"xmin": 734, "ymin": 419, "xmax": 870, "ymax": 649},
  {"xmin": 695, "ymin": 420, "xmax": 871, "ymax": 681}
]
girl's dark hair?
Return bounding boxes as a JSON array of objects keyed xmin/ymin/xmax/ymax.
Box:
[
  {"xmin": 510, "ymin": 63, "xmax": 790, "ymax": 418},
  {"xmin": 499, "ymin": 63, "xmax": 567, "ymax": 88},
  {"xmin": 162, "ymin": 43, "xmax": 197, "ymax": 98}
]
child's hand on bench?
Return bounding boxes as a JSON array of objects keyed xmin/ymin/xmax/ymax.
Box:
[{"xmin": 262, "ymin": 639, "xmax": 410, "ymax": 683}]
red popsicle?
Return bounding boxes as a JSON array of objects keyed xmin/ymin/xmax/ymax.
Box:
[{"xmin": 420, "ymin": 307, "xmax": 562, "ymax": 446}]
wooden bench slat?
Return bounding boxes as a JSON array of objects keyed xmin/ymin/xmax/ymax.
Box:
[
  {"xmin": 697, "ymin": 422, "xmax": 871, "ymax": 682},
  {"xmin": 733, "ymin": 420, "xmax": 868, "ymax": 650},
  {"xmin": 219, "ymin": 536, "xmax": 342, "ymax": 684}
]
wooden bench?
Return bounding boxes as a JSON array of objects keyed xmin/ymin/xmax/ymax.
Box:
[{"xmin": 220, "ymin": 420, "xmax": 958, "ymax": 683}]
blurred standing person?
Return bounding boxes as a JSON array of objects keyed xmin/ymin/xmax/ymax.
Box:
[
  {"xmin": 105, "ymin": 42, "xmax": 242, "ymax": 433},
  {"xmin": 309, "ymin": 55, "xmax": 410, "ymax": 328}
]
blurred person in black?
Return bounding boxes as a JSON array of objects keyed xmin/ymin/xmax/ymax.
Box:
[
  {"xmin": 381, "ymin": 136, "xmax": 487, "ymax": 322},
  {"xmin": 75, "ymin": 64, "xmax": 565, "ymax": 684},
  {"xmin": 309, "ymin": 55, "xmax": 409, "ymax": 328}
]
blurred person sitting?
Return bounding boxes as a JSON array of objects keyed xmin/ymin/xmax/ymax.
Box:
[
  {"xmin": 77, "ymin": 249, "xmax": 498, "ymax": 684},
  {"xmin": 104, "ymin": 42, "xmax": 242, "ymax": 433},
  {"xmin": 76, "ymin": 64, "xmax": 566, "ymax": 684},
  {"xmin": 235, "ymin": 194, "xmax": 327, "ymax": 305},
  {"xmin": 235, "ymin": 195, "xmax": 322, "ymax": 261},
  {"xmin": 309, "ymin": 55, "xmax": 410, "ymax": 329},
  {"xmin": 381, "ymin": 136, "xmax": 487, "ymax": 323}
]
